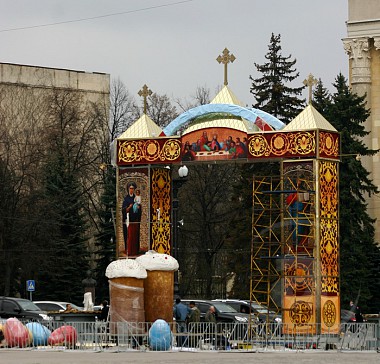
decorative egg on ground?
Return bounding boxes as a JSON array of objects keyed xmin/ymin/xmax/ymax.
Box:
[
  {"xmin": 149, "ymin": 319, "xmax": 172, "ymax": 351},
  {"xmin": 48, "ymin": 325, "xmax": 77, "ymax": 346},
  {"xmin": 4, "ymin": 318, "xmax": 31, "ymax": 347},
  {"xmin": 26, "ymin": 322, "xmax": 51, "ymax": 346}
]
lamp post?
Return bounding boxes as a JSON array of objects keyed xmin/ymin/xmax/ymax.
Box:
[{"xmin": 173, "ymin": 166, "xmax": 188, "ymax": 298}]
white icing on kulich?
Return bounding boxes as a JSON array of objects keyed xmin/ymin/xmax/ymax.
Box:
[
  {"xmin": 135, "ymin": 250, "xmax": 179, "ymax": 271},
  {"xmin": 105, "ymin": 259, "xmax": 147, "ymax": 279}
]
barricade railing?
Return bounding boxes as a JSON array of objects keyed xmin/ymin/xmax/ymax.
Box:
[{"xmin": 0, "ymin": 319, "xmax": 379, "ymax": 352}]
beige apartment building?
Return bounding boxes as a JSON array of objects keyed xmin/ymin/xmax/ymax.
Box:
[
  {"xmin": 344, "ymin": 0, "xmax": 380, "ymax": 244},
  {"xmin": 0, "ymin": 62, "xmax": 110, "ymax": 265},
  {"xmin": 0, "ymin": 62, "xmax": 109, "ymax": 101}
]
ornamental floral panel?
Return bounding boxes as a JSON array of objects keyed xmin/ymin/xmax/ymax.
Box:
[
  {"xmin": 150, "ymin": 168, "xmax": 171, "ymax": 254},
  {"xmin": 319, "ymin": 160, "xmax": 339, "ymax": 334},
  {"xmin": 319, "ymin": 131, "xmax": 339, "ymax": 159},
  {"xmin": 118, "ymin": 138, "xmax": 181, "ymax": 165},
  {"xmin": 248, "ymin": 131, "xmax": 316, "ymax": 159}
]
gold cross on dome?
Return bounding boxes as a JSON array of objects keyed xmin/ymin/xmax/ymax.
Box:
[
  {"xmin": 217, "ymin": 48, "xmax": 236, "ymax": 86},
  {"xmin": 303, "ymin": 73, "xmax": 318, "ymax": 104},
  {"xmin": 138, "ymin": 84, "xmax": 153, "ymax": 114}
]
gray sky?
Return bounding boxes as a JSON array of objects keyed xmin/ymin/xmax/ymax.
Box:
[{"xmin": 0, "ymin": 0, "xmax": 348, "ymax": 106}]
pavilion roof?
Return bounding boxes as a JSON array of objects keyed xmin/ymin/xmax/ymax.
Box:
[
  {"xmin": 118, "ymin": 114, "xmax": 163, "ymax": 139},
  {"xmin": 283, "ymin": 104, "xmax": 337, "ymax": 132}
]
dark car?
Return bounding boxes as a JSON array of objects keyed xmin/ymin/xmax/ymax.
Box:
[
  {"xmin": 213, "ymin": 299, "xmax": 282, "ymax": 324},
  {"xmin": 180, "ymin": 299, "xmax": 255, "ymax": 324},
  {"xmin": 180, "ymin": 299, "xmax": 257, "ymax": 345},
  {"xmin": 0, "ymin": 296, "xmax": 50, "ymax": 322}
]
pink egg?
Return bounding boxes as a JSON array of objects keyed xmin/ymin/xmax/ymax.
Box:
[
  {"xmin": 48, "ymin": 325, "xmax": 77, "ymax": 346},
  {"xmin": 4, "ymin": 318, "xmax": 30, "ymax": 347}
]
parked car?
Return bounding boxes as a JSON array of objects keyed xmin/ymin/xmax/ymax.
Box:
[
  {"xmin": 33, "ymin": 301, "xmax": 83, "ymax": 312},
  {"xmin": 180, "ymin": 299, "xmax": 256, "ymax": 324},
  {"xmin": 179, "ymin": 299, "xmax": 257, "ymax": 345},
  {"xmin": 0, "ymin": 296, "xmax": 50, "ymax": 321},
  {"xmin": 213, "ymin": 299, "xmax": 282, "ymax": 323}
]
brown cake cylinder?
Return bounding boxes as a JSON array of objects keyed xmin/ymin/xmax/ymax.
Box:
[
  {"xmin": 106, "ymin": 259, "xmax": 147, "ymax": 333},
  {"xmin": 136, "ymin": 251, "xmax": 179, "ymax": 324},
  {"xmin": 109, "ymin": 277, "xmax": 145, "ymax": 322},
  {"xmin": 143, "ymin": 270, "xmax": 174, "ymax": 323}
]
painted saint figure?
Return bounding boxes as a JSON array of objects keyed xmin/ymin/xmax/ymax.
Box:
[
  {"xmin": 122, "ymin": 183, "xmax": 142, "ymax": 256},
  {"xmin": 286, "ymin": 179, "xmax": 310, "ymax": 249}
]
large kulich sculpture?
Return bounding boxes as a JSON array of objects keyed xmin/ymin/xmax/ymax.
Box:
[
  {"xmin": 136, "ymin": 250, "xmax": 179, "ymax": 323},
  {"xmin": 105, "ymin": 259, "xmax": 147, "ymax": 331}
]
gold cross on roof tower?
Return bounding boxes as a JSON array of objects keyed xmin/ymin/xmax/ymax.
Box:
[
  {"xmin": 303, "ymin": 73, "xmax": 318, "ymax": 104},
  {"xmin": 138, "ymin": 84, "xmax": 153, "ymax": 114},
  {"xmin": 217, "ymin": 48, "xmax": 236, "ymax": 86}
]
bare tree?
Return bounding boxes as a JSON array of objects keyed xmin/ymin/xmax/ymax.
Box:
[
  {"xmin": 0, "ymin": 84, "xmax": 49, "ymax": 296},
  {"xmin": 177, "ymin": 164, "xmax": 240, "ymax": 298},
  {"xmin": 176, "ymin": 85, "xmax": 211, "ymax": 112},
  {"xmin": 146, "ymin": 93, "xmax": 178, "ymax": 128},
  {"xmin": 110, "ymin": 78, "xmax": 139, "ymax": 139}
]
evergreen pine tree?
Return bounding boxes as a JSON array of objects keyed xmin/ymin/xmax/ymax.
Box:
[
  {"xmin": 38, "ymin": 153, "xmax": 89, "ymax": 304},
  {"xmin": 94, "ymin": 165, "xmax": 116, "ymax": 302},
  {"xmin": 312, "ymin": 79, "xmax": 332, "ymax": 115},
  {"xmin": 314, "ymin": 73, "xmax": 380, "ymax": 311},
  {"xmin": 250, "ymin": 33, "xmax": 305, "ymax": 123}
]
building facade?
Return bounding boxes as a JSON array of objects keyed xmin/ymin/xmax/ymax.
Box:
[{"xmin": 344, "ymin": 0, "xmax": 380, "ymax": 243}]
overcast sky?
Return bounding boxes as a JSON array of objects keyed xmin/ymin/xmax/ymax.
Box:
[{"xmin": 0, "ymin": 0, "xmax": 348, "ymax": 106}]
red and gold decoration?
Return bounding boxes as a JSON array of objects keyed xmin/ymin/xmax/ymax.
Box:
[
  {"xmin": 283, "ymin": 256, "xmax": 316, "ymax": 334},
  {"xmin": 319, "ymin": 132, "xmax": 339, "ymax": 159},
  {"xmin": 118, "ymin": 138, "xmax": 181, "ymax": 165},
  {"xmin": 150, "ymin": 168, "xmax": 171, "ymax": 254},
  {"xmin": 248, "ymin": 131, "xmax": 316, "ymax": 158},
  {"xmin": 117, "ymin": 129, "xmax": 340, "ymax": 166},
  {"xmin": 319, "ymin": 161, "xmax": 340, "ymax": 333},
  {"xmin": 116, "ymin": 101, "xmax": 341, "ymax": 333}
]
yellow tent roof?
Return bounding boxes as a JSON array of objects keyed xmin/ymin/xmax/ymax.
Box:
[
  {"xmin": 210, "ymin": 85, "xmax": 244, "ymax": 106},
  {"xmin": 118, "ymin": 114, "xmax": 163, "ymax": 139},
  {"xmin": 283, "ymin": 104, "xmax": 337, "ymax": 132}
]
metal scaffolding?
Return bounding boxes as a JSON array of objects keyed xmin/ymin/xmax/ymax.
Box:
[{"xmin": 250, "ymin": 169, "xmax": 316, "ymax": 324}]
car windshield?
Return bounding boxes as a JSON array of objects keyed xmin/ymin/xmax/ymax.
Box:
[
  {"xmin": 213, "ymin": 302, "xmax": 239, "ymax": 313},
  {"xmin": 250, "ymin": 302, "xmax": 275, "ymax": 314},
  {"xmin": 17, "ymin": 300, "xmax": 41, "ymax": 311}
]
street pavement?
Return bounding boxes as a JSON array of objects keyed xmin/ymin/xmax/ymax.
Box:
[{"xmin": 0, "ymin": 349, "xmax": 378, "ymax": 364}]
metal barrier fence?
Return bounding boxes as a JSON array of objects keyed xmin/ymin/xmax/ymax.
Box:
[{"xmin": 0, "ymin": 319, "xmax": 379, "ymax": 352}]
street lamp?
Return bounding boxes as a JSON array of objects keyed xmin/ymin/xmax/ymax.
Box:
[
  {"xmin": 173, "ymin": 165, "xmax": 188, "ymax": 298},
  {"xmin": 178, "ymin": 165, "xmax": 189, "ymax": 178}
]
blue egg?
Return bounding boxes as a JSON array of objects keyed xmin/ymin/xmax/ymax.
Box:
[
  {"xmin": 149, "ymin": 319, "xmax": 172, "ymax": 351},
  {"xmin": 26, "ymin": 322, "xmax": 51, "ymax": 346}
]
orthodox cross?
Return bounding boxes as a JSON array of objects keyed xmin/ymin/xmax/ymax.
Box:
[
  {"xmin": 138, "ymin": 84, "xmax": 152, "ymax": 114},
  {"xmin": 303, "ymin": 73, "xmax": 318, "ymax": 104},
  {"xmin": 217, "ymin": 48, "xmax": 236, "ymax": 86}
]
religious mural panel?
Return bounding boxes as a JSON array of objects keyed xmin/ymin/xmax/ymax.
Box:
[
  {"xmin": 117, "ymin": 168, "xmax": 150, "ymax": 258},
  {"xmin": 181, "ymin": 127, "xmax": 248, "ymax": 162},
  {"xmin": 117, "ymin": 130, "xmax": 324, "ymax": 166}
]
